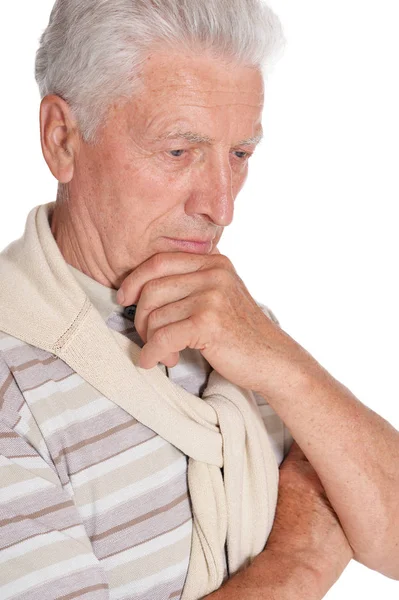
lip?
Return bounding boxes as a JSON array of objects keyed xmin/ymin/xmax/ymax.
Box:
[{"xmin": 164, "ymin": 237, "xmax": 214, "ymax": 254}]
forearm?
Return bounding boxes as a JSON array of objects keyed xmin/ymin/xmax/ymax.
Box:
[
  {"xmin": 203, "ymin": 546, "xmax": 321, "ymax": 600},
  {"xmin": 204, "ymin": 444, "xmax": 353, "ymax": 600},
  {"xmin": 257, "ymin": 331, "xmax": 399, "ymax": 574}
]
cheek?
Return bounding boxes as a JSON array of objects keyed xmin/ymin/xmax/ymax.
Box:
[
  {"xmin": 117, "ymin": 163, "xmax": 186, "ymax": 229},
  {"xmin": 124, "ymin": 160, "xmax": 193, "ymax": 211}
]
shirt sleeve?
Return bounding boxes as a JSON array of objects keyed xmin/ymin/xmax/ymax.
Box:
[{"xmin": 0, "ymin": 355, "xmax": 110, "ymax": 600}]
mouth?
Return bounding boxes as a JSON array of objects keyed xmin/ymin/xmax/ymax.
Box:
[{"xmin": 163, "ymin": 237, "xmax": 214, "ymax": 254}]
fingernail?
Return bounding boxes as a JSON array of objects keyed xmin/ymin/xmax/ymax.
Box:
[{"xmin": 117, "ymin": 289, "xmax": 125, "ymax": 305}]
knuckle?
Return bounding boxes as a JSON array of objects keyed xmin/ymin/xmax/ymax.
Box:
[
  {"xmin": 151, "ymin": 253, "xmax": 167, "ymax": 273},
  {"xmin": 213, "ymin": 253, "xmax": 231, "ymax": 267},
  {"xmin": 148, "ymin": 308, "xmax": 161, "ymax": 329},
  {"xmin": 143, "ymin": 278, "xmax": 161, "ymax": 300},
  {"xmin": 146, "ymin": 279, "xmax": 159, "ymax": 293},
  {"xmin": 206, "ymin": 287, "xmax": 225, "ymax": 309},
  {"xmin": 199, "ymin": 305, "xmax": 214, "ymax": 323},
  {"xmin": 147, "ymin": 310, "xmax": 156, "ymax": 329},
  {"xmin": 118, "ymin": 281, "xmax": 128, "ymax": 299},
  {"xmin": 154, "ymin": 326, "xmax": 170, "ymax": 345},
  {"xmin": 198, "ymin": 304, "xmax": 222, "ymax": 336},
  {"xmin": 212, "ymin": 266, "xmax": 234, "ymax": 286}
]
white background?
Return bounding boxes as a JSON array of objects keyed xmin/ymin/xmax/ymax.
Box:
[{"xmin": 0, "ymin": 1, "xmax": 398, "ymax": 598}]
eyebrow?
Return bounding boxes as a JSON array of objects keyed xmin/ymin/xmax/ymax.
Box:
[{"xmin": 154, "ymin": 129, "xmax": 264, "ymax": 147}]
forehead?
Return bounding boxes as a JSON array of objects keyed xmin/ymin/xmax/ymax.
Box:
[
  {"xmin": 141, "ymin": 47, "xmax": 264, "ymax": 97},
  {"xmin": 145, "ymin": 49, "xmax": 263, "ymax": 86},
  {"xmin": 123, "ymin": 48, "xmax": 264, "ymax": 135}
]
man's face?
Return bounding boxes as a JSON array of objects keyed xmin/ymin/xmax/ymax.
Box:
[{"xmin": 69, "ymin": 47, "xmax": 264, "ymax": 275}]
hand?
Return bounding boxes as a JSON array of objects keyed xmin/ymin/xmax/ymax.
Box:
[{"xmin": 116, "ymin": 250, "xmax": 281, "ymax": 393}]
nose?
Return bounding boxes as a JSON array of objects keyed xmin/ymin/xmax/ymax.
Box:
[{"xmin": 185, "ymin": 154, "xmax": 235, "ymax": 227}]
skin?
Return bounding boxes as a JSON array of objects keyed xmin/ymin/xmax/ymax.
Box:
[
  {"xmin": 206, "ymin": 444, "xmax": 354, "ymax": 599},
  {"xmin": 41, "ymin": 43, "xmax": 399, "ymax": 587},
  {"xmin": 45, "ymin": 47, "xmax": 264, "ymax": 289}
]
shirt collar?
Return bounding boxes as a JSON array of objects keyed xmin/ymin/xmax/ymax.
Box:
[{"xmin": 67, "ymin": 264, "xmax": 124, "ymax": 322}]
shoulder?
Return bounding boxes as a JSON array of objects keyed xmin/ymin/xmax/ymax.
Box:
[
  {"xmin": 0, "ymin": 331, "xmax": 57, "ymax": 465},
  {"xmin": 0, "ymin": 331, "xmax": 56, "ymax": 395},
  {"xmin": 0, "ymin": 330, "xmax": 59, "ymax": 417}
]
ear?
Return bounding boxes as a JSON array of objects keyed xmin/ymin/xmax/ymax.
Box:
[{"xmin": 39, "ymin": 94, "xmax": 80, "ymax": 184}]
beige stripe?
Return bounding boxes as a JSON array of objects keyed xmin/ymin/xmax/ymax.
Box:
[
  {"xmin": 57, "ymin": 583, "xmax": 109, "ymax": 600},
  {"xmin": 0, "ymin": 463, "xmax": 41, "ymax": 488},
  {"xmin": 11, "ymin": 356, "xmax": 59, "ymax": 373},
  {"xmin": 169, "ymin": 591, "xmax": 182, "ymax": 599},
  {"xmin": 0, "ymin": 500, "xmax": 74, "ymax": 529},
  {"xmin": 0, "ymin": 539, "xmax": 94, "ymax": 585},
  {"xmin": 0, "ymin": 372, "xmax": 13, "ymax": 408},
  {"xmin": 32, "ymin": 382, "xmax": 104, "ymax": 424},
  {"xmin": 93, "ymin": 492, "xmax": 188, "ymax": 544},
  {"xmin": 23, "ymin": 372, "xmax": 76, "ymax": 394},
  {"xmin": 1, "ymin": 460, "xmax": 59, "ymax": 489},
  {"xmin": 82, "ymin": 468, "xmax": 188, "ymax": 535},
  {"xmin": 108, "ymin": 536, "xmax": 189, "ymax": 587},
  {"xmin": 70, "ymin": 432, "xmax": 158, "ymax": 477},
  {"xmin": 53, "ymin": 419, "xmax": 137, "ymax": 465},
  {"xmin": 2, "ymin": 523, "xmax": 82, "ymax": 553},
  {"xmin": 103, "ymin": 517, "xmax": 191, "ymax": 567},
  {"xmin": 73, "ymin": 444, "xmax": 181, "ymax": 504}
]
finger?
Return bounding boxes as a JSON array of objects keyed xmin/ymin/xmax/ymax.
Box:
[
  {"xmin": 138, "ymin": 318, "xmax": 208, "ymax": 370},
  {"xmin": 118, "ymin": 252, "xmax": 220, "ymax": 307},
  {"xmin": 161, "ymin": 351, "xmax": 180, "ymax": 368},
  {"xmin": 145, "ymin": 295, "xmax": 199, "ymax": 342},
  {"xmin": 134, "ymin": 272, "xmax": 209, "ymax": 342}
]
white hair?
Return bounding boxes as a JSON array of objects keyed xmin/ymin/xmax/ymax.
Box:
[{"xmin": 35, "ymin": 0, "xmax": 285, "ymax": 144}]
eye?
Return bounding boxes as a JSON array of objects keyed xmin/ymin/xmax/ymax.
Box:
[
  {"xmin": 168, "ymin": 149, "xmax": 186, "ymax": 158},
  {"xmin": 233, "ymin": 150, "xmax": 251, "ymax": 160}
]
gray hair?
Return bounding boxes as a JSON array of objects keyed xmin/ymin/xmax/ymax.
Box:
[{"xmin": 35, "ymin": 0, "xmax": 285, "ymax": 144}]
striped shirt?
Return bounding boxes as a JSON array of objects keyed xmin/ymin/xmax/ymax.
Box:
[{"xmin": 0, "ymin": 265, "xmax": 293, "ymax": 600}]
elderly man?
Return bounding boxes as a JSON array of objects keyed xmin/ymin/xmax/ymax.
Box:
[{"xmin": 0, "ymin": 1, "xmax": 398, "ymax": 599}]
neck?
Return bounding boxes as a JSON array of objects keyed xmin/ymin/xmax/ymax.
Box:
[{"xmin": 50, "ymin": 189, "xmax": 120, "ymax": 289}]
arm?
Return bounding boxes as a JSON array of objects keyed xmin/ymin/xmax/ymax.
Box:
[
  {"xmin": 255, "ymin": 319, "xmax": 399, "ymax": 578},
  {"xmin": 116, "ymin": 250, "xmax": 399, "ymax": 578},
  {"xmin": 0, "ymin": 415, "xmax": 109, "ymax": 599},
  {"xmin": 204, "ymin": 441, "xmax": 354, "ymax": 600}
]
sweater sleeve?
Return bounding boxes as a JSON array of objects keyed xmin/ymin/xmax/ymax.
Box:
[{"xmin": 0, "ymin": 355, "xmax": 109, "ymax": 600}]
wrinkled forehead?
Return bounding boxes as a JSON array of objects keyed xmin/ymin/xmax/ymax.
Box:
[
  {"xmin": 101, "ymin": 48, "xmax": 265, "ymax": 147},
  {"xmin": 117, "ymin": 48, "xmax": 264, "ymax": 138},
  {"xmin": 136, "ymin": 47, "xmax": 264, "ymax": 105}
]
